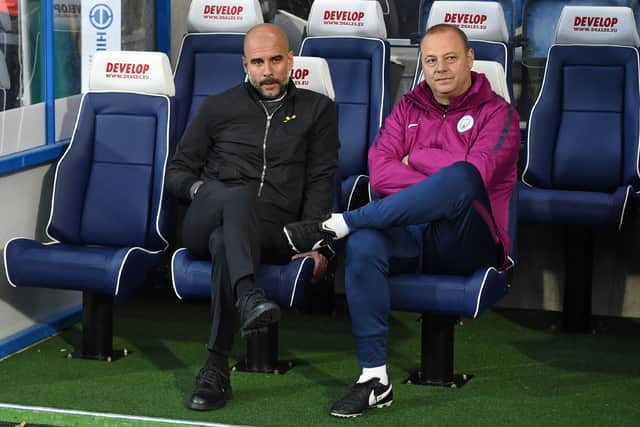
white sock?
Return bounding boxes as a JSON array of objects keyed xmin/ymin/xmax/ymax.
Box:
[
  {"xmin": 322, "ymin": 213, "xmax": 350, "ymax": 239},
  {"xmin": 357, "ymin": 365, "xmax": 388, "ymax": 386}
]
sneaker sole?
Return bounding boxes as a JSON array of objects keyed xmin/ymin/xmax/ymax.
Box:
[
  {"xmin": 240, "ymin": 306, "xmax": 281, "ymax": 336},
  {"xmin": 329, "ymin": 399, "xmax": 393, "ymax": 418},
  {"xmin": 188, "ymin": 399, "xmax": 226, "ymax": 411},
  {"xmin": 283, "ymin": 227, "xmax": 301, "ymax": 253}
]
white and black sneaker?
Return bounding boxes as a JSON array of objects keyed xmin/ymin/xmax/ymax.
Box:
[
  {"xmin": 283, "ymin": 217, "xmax": 336, "ymax": 253},
  {"xmin": 329, "ymin": 378, "xmax": 393, "ymax": 418}
]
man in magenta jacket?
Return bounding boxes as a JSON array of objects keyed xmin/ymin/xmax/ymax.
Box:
[{"xmin": 285, "ymin": 23, "xmax": 520, "ymax": 418}]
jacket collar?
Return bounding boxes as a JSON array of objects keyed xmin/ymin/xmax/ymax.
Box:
[{"xmin": 244, "ymin": 79, "xmax": 298, "ymax": 102}]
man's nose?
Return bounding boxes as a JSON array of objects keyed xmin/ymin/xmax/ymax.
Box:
[
  {"xmin": 263, "ymin": 62, "xmax": 274, "ymax": 76},
  {"xmin": 435, "ymin": 59, "xmax": 447, "ymax": 72}
]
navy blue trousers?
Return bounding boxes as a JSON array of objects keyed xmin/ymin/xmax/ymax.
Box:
[{"xmin": 343, "ymin": 162, "xmax": 503, "ymax": 367}]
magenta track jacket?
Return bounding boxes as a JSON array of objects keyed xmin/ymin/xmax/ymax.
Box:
[{"xmin": 368, "ymin": 71, "xmax": 520, "ymax": 268}]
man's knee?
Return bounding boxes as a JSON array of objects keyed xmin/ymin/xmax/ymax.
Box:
[
  {"xmin": 208, "ymin": 228, "xmax": 225, "ymax": 257},
  {"xmin": 439, "ymin": 161, "xmax": 485, "ymax": 201},
  {"xmin": 346, "ymin": 230, "xmax": 389, "ymax": 271},
  {"xmin": 223, "ymin": 186, "xmax": 257, "ymax": 214}
]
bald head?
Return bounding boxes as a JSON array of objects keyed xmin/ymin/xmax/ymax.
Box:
[
  {"xmin": 243, "ymin": 23, "xmax": 294, "ymax": 100},
  {"xmin": 244, "ymin": 23, "xmax": 290, "ymax": 55}
]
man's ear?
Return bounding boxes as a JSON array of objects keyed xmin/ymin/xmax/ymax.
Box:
[
  {"xmin": 287, "ymin": 50, "xmax": 294, "ymax": 71},
  {"xmin": 242, "ymin": 56, "xmax": 248, "ymax": 74}
]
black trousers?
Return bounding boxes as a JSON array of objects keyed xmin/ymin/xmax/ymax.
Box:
[{"xmin": 181, "ymin": 180, "xmax": 293, "ymax": 353}]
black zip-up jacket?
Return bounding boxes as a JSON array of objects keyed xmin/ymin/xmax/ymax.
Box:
[{"xmin": 166, "ymin": 81, "xmax": 340, "ymax": 226}]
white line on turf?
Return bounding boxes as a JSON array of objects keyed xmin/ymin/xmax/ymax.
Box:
[{"xmin": 0, "ymin": 402, "xmax": 256, "ymax": 427}]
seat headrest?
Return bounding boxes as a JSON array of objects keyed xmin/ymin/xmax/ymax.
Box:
[
  {"xmin": 426, "ymin": 1, "xmax": 509, "ymax": 43},
  {"xmin": 307, "ymin": 0, "xmax": 387, "ymax": 39},
  {"xmin": 290, "ymin": 56, "xmax": 335, "ymax": 101},
  {"xmin": 555, "ymin": 6, "xmax": 640, "ymax": 47},
  {"xmin": 414, "ymin": 60, "xmax": 509, "ymax": 103},
  {"xmin": 88, "ymin": 51, "xmax": 175, "ymax": 96},
  {"xmin": 187, "ymin": 0, "xmax": 264, "ymax": 33},
  {"xmin": 471, "ymin": 60, "xmax": 510, "ymax": 103}
]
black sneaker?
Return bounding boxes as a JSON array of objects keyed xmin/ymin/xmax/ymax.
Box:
[
  {"xmin": 188, "ymin": 366, "xmax": 232, "ymax": 411},
  {"xmin": 329, "ymin": 378, "xmax": 393, "ymax": 418},
  {"xmin": 347, "ymin": 175, "xmax": 371, "ymax": 211},
  {"xmin": 236, "ymin": 288, "xmax": 281, "ymax": 336},
  {"xmin": 283, "ymin": 218, "xmax": 336, "ymax": 253}
]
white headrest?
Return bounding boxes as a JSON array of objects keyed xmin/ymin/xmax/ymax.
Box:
[
  {"xmin": 290, "ymin": 56, "xmax": 335, "ymax": 101},
  {"xmin": 426, "ymin": 1, "xmax": 509, "ymax": 43},
  {"xmin": 187, "ymin": 0, "xmax": 264, "ymax": 33},
  {"xmin": 0, "ymin": 50, "xmax": 10, "ymax": 89},
  {"xmin": 414, "ymin": 60, "xmax": 509, "ymax": 102},
  {"xmin": 89, "ymin": 51, "xmax": 175, "ymax": 96},
  {"xmin": 307, "ymin": 0, "xmax": 387, "ymax": 38},
  {"xmin": 555, "ymin": 6, "xmax": 640, "ymax": 47},
  {"xmin": 471, "ymin": 60, "xmax": 510, "ymax": 103}
]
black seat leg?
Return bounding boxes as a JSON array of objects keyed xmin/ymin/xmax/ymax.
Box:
[
  {"xmin": 563, "ymin": 227, "xmax": 593, "ymax": 333},
  {"xmin": 233, "ymin": 323, "xmax": 293, "ymax": 374},
  {"xmin": 70, "ymin": 290, "xmax": 125, "ymax": 361},
  {"xmin": 405, "ymin": 313, "xmax": 471, "ymax": 388}
]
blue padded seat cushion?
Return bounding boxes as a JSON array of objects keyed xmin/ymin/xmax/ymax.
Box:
[
  {"xmin": 172, "ymin": 248, "xmax": 314, "ymax": 307},
  {"xmin": 518, "ymin": 182, "xmax": 631, "ymax": 229},
  {"xmin": 174, "ymin": 33, "xmax": 246, "ymax": 136},
  {"xmin": 524, "ymin": 45, "xmax": 640, "ymax": 192},
  {"xmin": 47, "ymin": 92, "xmax": 170, "ymax": 251},
  {"xmin": 389, "ymin": 266, "xmax": 509, "ymax": 318},
  {"xmin": 300, "ymin": 37, "xmax": 389, "ymax": 180},
  {"xmin": 4, "ymin": 239, "xmax": 161, "ymax": 295}
]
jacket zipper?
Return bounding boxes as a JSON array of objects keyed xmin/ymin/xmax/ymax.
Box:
[
  {"xmin": 257, "ymin": 102, "xmax": 285, "ymax": 197},
  {"xmin": 432, "ymin": 108, "xmax": 447, "ymax": 146}
]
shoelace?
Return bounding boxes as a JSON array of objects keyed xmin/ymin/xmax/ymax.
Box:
[
  {"xmin": 197, "ymin": 367, "xmax": 229, "ymax": 388},
  {"xmin": 339, "ymin": 382, "xmax": 375, "ymax": 405}
]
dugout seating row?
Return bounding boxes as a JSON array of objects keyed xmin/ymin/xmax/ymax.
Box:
[
  {"xmin": 3, "ymin": 0, "xmax": 640, "ymax": 389},
  {"xmin": 171, "ymin": 0, "xmax": 510, "ymax": 385}
]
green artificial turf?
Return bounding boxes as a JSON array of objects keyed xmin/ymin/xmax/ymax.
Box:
[{"xmin": 1, "ymin": 289, "xmax": 639, "ymax": 427}]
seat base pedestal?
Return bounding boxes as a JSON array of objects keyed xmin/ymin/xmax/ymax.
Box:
[
  {"xmin": 69, "ymin": 290, "xmax": 125, "ymax": 362},
  {"xmin": 404, "ymin": 313, "xmax": 471, "ymax": 388},
  {"xmin": 232, "ymin": 323, "xmax": 294, "ymax": 374},
  {"xmin": 562, "ymin": 227, "xmax": 593, "ymax": 334},
  {"xmin": 233, "ymin": 359, "xmax": 294, "ymax": 375},
  {"xmin": 69, "ymin": 349, "xmax": 126, "ymax": 362},
  {"xmin": 404, "ymin": 370, "xmax": 471, "ymax": 388}
]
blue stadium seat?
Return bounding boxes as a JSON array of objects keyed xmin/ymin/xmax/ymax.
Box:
[
  {"xmin": 171, "ymin": 56, "xmax": 336, "ymax": 373},
  {"xmin": 299, "ymin": 0, "xmax": 391, "ymax": 211},
  {"xmin": 173, "ymin": 0, "xmax": 263, "ymax": 138},
  {"xmin": 3, "ymin": 51, "xmax": 176, "ymax": 361},
  {"xmin": 388, "ymin": 65, "xmax": 516, "ymax": 387},
  {"xmin": 520, "ymin": 0, "xmax": 639, "ymax": 116},
  {"xmin": 414, "ymin": 1, "xmax": 514, "ymax": 102},
  {"xmin": 519, "ymin": 5, "xmax": 640, "ymax": 331}
]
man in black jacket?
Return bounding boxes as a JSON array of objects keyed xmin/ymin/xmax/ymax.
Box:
[{"xmin": 166, "ymin": 23, "xmax": 339, "ymax": 411}]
